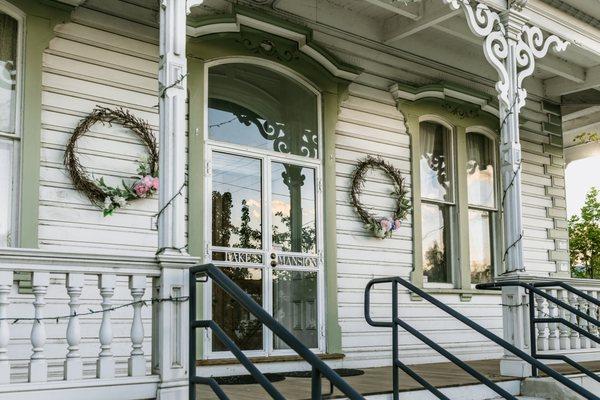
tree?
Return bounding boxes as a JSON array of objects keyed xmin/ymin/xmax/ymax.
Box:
[{"xmin": 568, "ymin": 187, "xmax": 600, "ymax": 279}]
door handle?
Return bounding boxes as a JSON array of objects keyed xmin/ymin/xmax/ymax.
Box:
[{"xmin": 270, "ymin": 252, "xmax": 277, "ymax": 267}]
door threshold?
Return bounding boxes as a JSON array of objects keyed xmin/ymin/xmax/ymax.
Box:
[{"xmin": 197, "ymin": 353, "xmax": 345, "ymax": 366}]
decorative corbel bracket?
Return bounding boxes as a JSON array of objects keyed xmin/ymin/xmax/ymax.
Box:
[{"xmin": 442, "ymin": 0, "xmax": 568, "ymax": 112}]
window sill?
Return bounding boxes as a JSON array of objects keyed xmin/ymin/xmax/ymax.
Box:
[{"xmin": 410, "ymin": 287, "xmax": 500, "ymax": 302}]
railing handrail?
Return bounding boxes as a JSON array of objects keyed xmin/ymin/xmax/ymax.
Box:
[
  {"xmin": 365, "ymin": 276, "xmax": 599, "ymax": 400},
  {"xmin": 190, "ymin": 263, "xmax": 365, "ymax": 400}
]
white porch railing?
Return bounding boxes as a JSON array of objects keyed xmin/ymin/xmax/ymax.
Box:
[
  {"xmin": 533, "ymin": 277, "xmax": 600, "ymax": 362},
  {"xmin": 0, "ymin": 248, "xmax": 189, "ymax": 400}
]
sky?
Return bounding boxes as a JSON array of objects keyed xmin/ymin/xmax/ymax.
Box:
[{"xmin": 565, "ymin": 155, "xmax": 600, "ymax": 218}]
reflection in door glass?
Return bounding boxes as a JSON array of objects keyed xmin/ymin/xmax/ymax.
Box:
[
  {"xmin": 271, "ymin": 162, "xmax": 316, "ymax": 253},
  {"xmin": 212, "ymin": 268, "xmax": 263, "ymax": 351},
  {"xmin": 273, "ymin": 270, "xmax": 317, "ymax": 349},
  {"xmin": 212, "ymin": 153, "xmax": 262, "ymax": 250}
]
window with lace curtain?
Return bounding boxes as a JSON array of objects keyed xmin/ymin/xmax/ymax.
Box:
[
  {"xmin": 418, "ymin": 120, "xmax": 499, "ymax": 288},
  {"xmin": 0, "ymin": 10, "xmax": 20, "ymax": 247}
]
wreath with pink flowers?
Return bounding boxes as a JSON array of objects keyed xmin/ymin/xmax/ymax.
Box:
[
  {"xmin": 64, "ymin": 106, "xmax": 159, "ymax": 216},
  {"xmin": 350, "ymin": 156, "xmax": 410, "ymax": 239}
]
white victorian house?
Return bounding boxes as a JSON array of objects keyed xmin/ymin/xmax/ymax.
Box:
[{"xmin": 0, "ymin": 0, "xmax": 599, "ymax": 399}]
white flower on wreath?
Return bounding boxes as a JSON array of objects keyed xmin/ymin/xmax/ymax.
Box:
[
  {"xmin": 114, "ymin": 196, "xmax": 127, "ymax": 207},
  {"xmin": 103, "ymin": 196, "xmax": 112, "ymax": 210}
]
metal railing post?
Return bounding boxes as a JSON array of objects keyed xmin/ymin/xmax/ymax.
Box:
[
  {"xmin": 311, "ymin": 367, "xmax": 322, "ymax": 399},
  {"xmin": 392, "ymin": 280, "xmax": 399, "ymax": 400},
  {"xmin": 528, "ymin": 289, "xmax": 538, "ymax": 378}
]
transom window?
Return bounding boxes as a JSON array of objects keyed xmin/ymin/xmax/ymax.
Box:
[
  {"xmin": 417, "ymin": 117, "xmax": 499, "ymax": 288},
  {"xmin": 205, "ymin": 62, "xmax": 324, "ymax": 356},
  {"xmin": 0, "ymin": 9, "xmax": 21, "ymax": 247}
]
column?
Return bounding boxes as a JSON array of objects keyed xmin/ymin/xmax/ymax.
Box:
[
  {"xmin": 128, "ymin": 275, "xmax": 146, "ymax": 376},
  {"xmin": 97, "ymin": 274, "xmax": 116, "ymax": 379},
  {"xmin": 443, "ymin": 0, "xmax": 567, "ymax": 377},
  {"xmin": 156, "ymin": 1, "xmax": 200, "ymax": 399}
]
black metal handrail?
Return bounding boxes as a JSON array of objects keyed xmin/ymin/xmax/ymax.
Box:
[
  {"xmin": 476, "ymin": 280, "xmax": 600, "ymax": 385},
  {"xmin": 189, "ymin": 263, "xmax": 365, "ymax": 400},
  {"xmin": 365, "ymin": 276, "xmax": 599, "ymax": 400}
]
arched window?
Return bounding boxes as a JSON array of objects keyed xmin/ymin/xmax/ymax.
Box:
[
  {"xmin": 0, "ymin": 7, "xmax": 21, "ymax": 247},
  {"xmin": 466, "ymin": 131, "xmax": 497, "ymax": 284},
  {"xmin": 419, "ymin": 120, "xmax": 454, "ymax": 284},
  {"xmin": 205, "ymin": 62, "xmax": 323, "ymax": 355}
]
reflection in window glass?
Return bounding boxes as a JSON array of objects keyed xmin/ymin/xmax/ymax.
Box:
[
  {"xmin": 0, "ymin": 139, "xmax": 13, "ymax": 246},
  {"xmin": 0, "ymin": 12, "xmax": 18, "ymax": 134},
  {"xmin": 420, "ymin": 121, "xmax": 452, "ymax": 202},
  {"xmin": 212, "ymin": 268, "xmax": 263, "ymax": 351},
  {"xmin": 211, "ymin": 153, "xmax": 262, "ymax": 249},
  {"xmin": 422, "ymin": 203, "xmax": 451, "ymax": 283},
  {"xmin": 467, "ymin": 133, "xmax": 495, "ymax": 208},
  {"xmin": 469, "ymin": 210, "xmax": 493, "ymax": 283},
  {"xmin": 273, "ymin": 270, "xmax": 317, "ymax": 349},
  {"xmin": 208, "ymin": 63, "xmax": 318, "ymax": 158},
  {"xmin": 271, "ymin": 162, "xmax": 316, "ymax": 253}
]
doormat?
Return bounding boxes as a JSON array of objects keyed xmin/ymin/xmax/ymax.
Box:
[
  {"xmin": 214, "ymin": 373, "xmax": 286, "ymax": 385},
  {"xmin": 282, "ymin": 368, "xmax": 365, "ymax": 378}
]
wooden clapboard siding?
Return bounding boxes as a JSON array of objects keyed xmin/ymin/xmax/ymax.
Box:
[{"xmin": 39, "ymin": 8, "xmax": 159, "ymax": 255}]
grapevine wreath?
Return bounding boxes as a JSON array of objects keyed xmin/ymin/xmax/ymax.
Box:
[
  {"xmin": 64, "ymin": 106, "xmax": 159, "ymax": 216},
  {"xmin": 350, "ymin": 156, "xmax": 410, "ymax": 239}
]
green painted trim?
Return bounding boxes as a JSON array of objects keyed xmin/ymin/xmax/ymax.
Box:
[
  {"xmin": 186, "ymin": 23, "xmax": 348, "ymax": 354},
  {"xmin": 396, "ymin": 94, "xmax": 501, "ymax": 294},
  {"xmin": 395, "ymin": 81, "xmax": 494, "ymax": 103},
  {"xmin": 187, "ymin": 7, "xmax": 362, "ymax": 78},
  {"xmin": 7, "ymin": 0, "xmax": 71, "ymax": 248},
  {"xmin": 323, "ymin": 90, "xmax": 343, "ymax": 354},
  {"xmin": 187, "ymin": 57, "xmax": 206, "ymax": 359}
]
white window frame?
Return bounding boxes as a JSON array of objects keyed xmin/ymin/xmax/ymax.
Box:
[
  {"xmin": 419, "ymin": 116, "xmax": 458, "ymax": 289},
  {"xmin": 0, "ymin": 0, "xmax": 25, "ymax": 247},
  {"xmin": 202, "ymin": 57, "xmax": 326, "ymax": 358}
]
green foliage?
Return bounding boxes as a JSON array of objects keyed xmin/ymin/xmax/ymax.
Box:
[
  {"xmin": 568, "ymin": 187, "xmax": 600, "ymax": 279},
  {"xmin": 574, "ymin": 132, "xmax": 600, "ymax": 144}
]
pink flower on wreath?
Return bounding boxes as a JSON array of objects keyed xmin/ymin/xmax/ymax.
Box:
[
  {"xmin": 380, "ymin": 218, "xmax": 392, "ymax": 232},
  {"xmin": 142, "ymin": 175, "xmax": 153, "ymax": 188},
  {"xmin": 134, "ymin": 181, "xmax": 149, "ymax": 198},
  {"xmin": 394, "ymin": 219, "xmax": 402, "ymax": 231},
  {"xmin": 151, "ymin": 177, "xmax": 159, "ymax": 191}
]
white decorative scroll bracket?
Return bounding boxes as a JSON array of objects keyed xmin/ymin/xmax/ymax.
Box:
[{"xmin": 442, "ymin": 0, "xmax": 568, "ymax": 111}]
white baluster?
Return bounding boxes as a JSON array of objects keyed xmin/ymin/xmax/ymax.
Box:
[
  {"xmin": 559, "ymin": 289, "xmax": 570, "ymax": 350},
  {"xmin": 64, "ymin": 273, "xmax": 84, "ymax": 380},
  {"xmin": 0, "ymin": 271, "xmax": 13, "ymax": 384},
  {"xmin": 97, "ymin": 274, "xmax": 116, "ymax": 379},
  {"xmin": 536, "ymin": 294, "xmax": 549, "ymax": 351},
  {"xmin": 587, "ymin": 290, "xmax": 598, "ymax": 349},
  {"xmin": 128, "ymin": 276, "xmax": 146, "ymax": 376},
  {"xmin": 579, "ymin": 292, "xmax": 589, "ymax": 349},
  {"xmin": 547, "ymin": 289, "xmax": 559, "ymax": 350},
  {"xmin": 568, "ymin": 291, "xmax": 580, "ymax": 349},
  {"xmin": 29, "ymin": 272, "xmax": 50, "ymax": 382}
]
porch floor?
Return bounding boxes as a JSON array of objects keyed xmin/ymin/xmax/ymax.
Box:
[{"xmin": 195, "ymin": 359, "xmax": 600, "ymax": 399}]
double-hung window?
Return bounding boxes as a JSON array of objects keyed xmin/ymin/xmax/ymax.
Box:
[
  {"xmin": 416, "ymin": 116, "xmax": 499, "ymax": 290},
  {"xmin": 419, "ymin": 121, "xmax": 455, "ymax": 284},
  {"xmin": 0, "ymin": 9, "xmax": 21, "ymax": 247}
]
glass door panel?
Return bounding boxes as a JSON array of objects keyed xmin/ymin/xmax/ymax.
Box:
[
  {"xmin": 270, "ymin": 162, "xmax": 317, "ymax": 253},
  {"xmin": 273, "ymin": 270, "xmax": 318, "ymax": 349},
  {"xmin": 270, "ymin": 162, "xmax": 320, "ymax": 349},
  {"xmin": 211, "ymin": 152, "xmax": 264, "ymax": 351}
]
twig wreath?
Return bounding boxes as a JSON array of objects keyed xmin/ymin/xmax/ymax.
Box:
[
  {"xmin": 350, "ymin": 156, "xmax": 410, "ymax": 239},
  {"xmin": 64, "ymin": 106, "xmax": 159, "ymax": 216}
]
